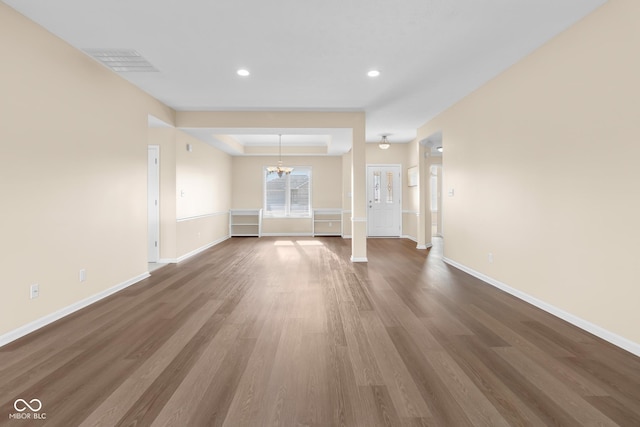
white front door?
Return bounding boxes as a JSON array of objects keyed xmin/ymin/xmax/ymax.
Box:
[
  {"xmin": 148, "ymin": 146, "xmax": 160, "ymax": 262},
  {"xmin": 367, "ymin": 165, "xmax": 401, "ymax": 237}
]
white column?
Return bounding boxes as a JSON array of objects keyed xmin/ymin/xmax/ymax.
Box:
[{"xmin": 351, "ymin": 116, "xmax": 367, "ymax": 262}]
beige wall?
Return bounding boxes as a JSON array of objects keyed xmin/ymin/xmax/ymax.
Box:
[
  {"xmin": 417, "ymin": 0, "xmax": 640, "ymax": 347},
  {"xmin": 174, "ymin": 131, "xmax": 231, "ymax": 257},
  {"xmin": 232, "ymin": 156, "xmax": 342, "ymax": 235},
  {"xmin": 176, "ymin": 132, "xmax": 231, "ymax": 220},
  {"xmin": 365, "ymin": 142, "xmax": 406, "ymax": 165},
  {"xmin": 149, "ymin": 128, "xmax": 232, "ymax": 261},
  {"xmin": 0, "ymin": 4, "xmax": 174, "ymax": 337}
]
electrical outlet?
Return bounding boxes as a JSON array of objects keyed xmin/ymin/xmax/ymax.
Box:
[
  {"xmin": 30, "ymin": 284, "xmax": 39, "ymax": 299},
  {"xmin": 79, "ymin": 269, "xmax": 86, "ymax": 282},
  {"xmin": 488, "ymin": 253, "xmax": 494, "ymax": 264}
]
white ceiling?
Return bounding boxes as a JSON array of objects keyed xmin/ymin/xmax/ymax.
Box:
[{"xmin": 5, "ymin": 0, "xmax": 606, "ymax": 154}]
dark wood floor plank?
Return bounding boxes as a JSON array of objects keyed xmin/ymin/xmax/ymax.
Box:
[
  {"xmin": 187, "ymin": 337, "xmax": 257, "ymax": 427},
  {"xmin": 116, "ymin": 312, "xmax": 232, "ymax": 426},
  {"xmin": 443, "ymin": 333, "xmax": 587, "ymax": 427},
  {"xmin": 359, "ymin": 310, "xmax": 433, "ymax": 418},
  {"xmin": 80, "ymin": 299, "xmax": 224, "ymax": 427},
  {"xmin": 561, "ymin": 355, "xmax": 640, "ymax": 411},
  {"xmin": 0, "ymin": 298, "xmax": 167, "ymax": 407},
  {"xmin": 295, "ymin": 332, "xmax": 333, "ymax": 426},
  {"xmin": 386, "ymin": 326, "xmax": 473, "ymax": 427},
  {"xmin": 463, "ymin": 303, "xmax": 609, "ymax": 397},
  {"xmin": 368, "ymin": 385, "xmax": 404, "ymax": 427},
  {"xmin": 418, "ymin": 289, "xmax": 475, "ymax": 335},
  {"xmin": 345, "ymin": 272, "xmax": 374, "ymax": 311},
  {"xmin": 261, "ymin": 317, "xmax": 306, "ymax": 427},
  {"xmin": 221, "ymin": 291, "xmax": 290, "ymax": 426},
  {"xmin": 425, "ymin": 349, "xmax": 510, "ymax": 426},
  {"xmin": 383, "ymin": 274, "xmax": 432, "ymax": 319},
  {"xmin": 0, "ymin": 271, "xmax": 186, "ymax": 382},
  {"xmin": 367, "ymin": 287, "xmax": 444, "ymax": 353},
  {"xmin": 338, "ymin": 300, "xmax": 385, "ymax": 386},
  {"xmin": 494, "ymin": 347, "xmax": 618, "ymax": 426},
  {"xmin": 323, "ymin": 280, "xmax": 348, "ymax": 348},
  {"xmin": 423, "ymin": 286, "xmax": 510, "ymax": 348},
  {"xmin": 3, "ymin": 302, "xmax": 173, "ymax": 426},
  {"xmin": 0, "ymin": 237, "xmax": 637, "ymax": 426},
  {"xmin": 327, "ymin": 344, "xmax": 363, "ymax": 427},
  {"xmin": 584, "ymin": 395, "xmax": 640, "ymax": 427},
  {"xmin": 442, "ymin": 334, "xmax": 549, "ymax": 426}
]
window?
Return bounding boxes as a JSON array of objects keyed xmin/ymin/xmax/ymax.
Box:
[{"xmin": 264, "ymin": 166, "xmax": 311, "ymax": 217}]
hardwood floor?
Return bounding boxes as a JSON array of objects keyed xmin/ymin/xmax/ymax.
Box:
[{"xmin": 1, "ymin": 237, "xmax": 639, "ymax": 426}]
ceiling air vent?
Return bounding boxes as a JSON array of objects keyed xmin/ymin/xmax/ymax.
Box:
[{"xmin": 83, "ymin": 49, "xmax": 158, "ymax": 72}]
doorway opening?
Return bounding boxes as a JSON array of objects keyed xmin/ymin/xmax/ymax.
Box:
[
  {"xmin": 430, "ymin": 164, "xmax": 443, "ymax": 237},
  {"xmin": 420, "ymin": 131, "xmax": 444, "ymax": 250}
]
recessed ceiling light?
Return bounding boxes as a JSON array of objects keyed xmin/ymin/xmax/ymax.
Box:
[
  {"xmin": 367, "ymin": 70, "xmax": 380, "ymax": 77},
  {"xmin": 237, "ymin": 69, "xmax": 250, "ymax": 77}
]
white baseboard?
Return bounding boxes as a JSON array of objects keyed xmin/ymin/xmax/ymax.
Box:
[
  {"xmin": 260, "ymin": 233, "xmax": 313, "ymax": 237},
  {"xmin": 0, "ymin": 272, "xmax": 150, "ymax": 348},
  {"xmin": 350, "ymin": 256, "xmax": 368, "ymax": 263},
  {"xmin": 416, "ymin": 243, "xmax": 433, "ymax": 250},
  {"xmin": 400, "ymin": 235, "xmax": 432, "ymax": 250},
  {"xmin": 442, "ymin": 257, "xmax": 640, "ymax": 357},
  {"xmin": 175, "ymin": 235, "xmax": 230, "ymax": 263}
]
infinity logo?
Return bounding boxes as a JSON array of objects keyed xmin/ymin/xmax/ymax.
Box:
[{"xmin": 13, "ymin": 399, "xmax": 42, "ymax": 412}]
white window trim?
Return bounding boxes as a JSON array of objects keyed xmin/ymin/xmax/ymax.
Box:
[{"xmin": 263, "ymin": 166, "xmax": 312, "ymax": 218}]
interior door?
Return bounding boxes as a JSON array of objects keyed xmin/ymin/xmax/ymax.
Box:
[
  {"xmin": 367, "ymin": 165, "xmax": 401, "ymax": 236},
  {"xmin": 148, "ymin": 146, "xmax": 159, "ymax": 262}
]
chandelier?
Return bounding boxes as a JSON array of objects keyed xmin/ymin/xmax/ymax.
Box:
[{"xmin": 267, "ymin": 134, "xmax": 293, "ymax": 177}]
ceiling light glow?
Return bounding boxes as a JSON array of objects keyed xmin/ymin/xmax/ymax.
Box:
[
  {"xmin": 367, "ymin": 70, "xmax": 380, "ymax": 77},
  {"xmin": 378, "ymin": 135, "xmax": 390, "ymax": 150},
  {"xmin": 237, "ymin": 69, "xmax": 250, "ymax": 77}
]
